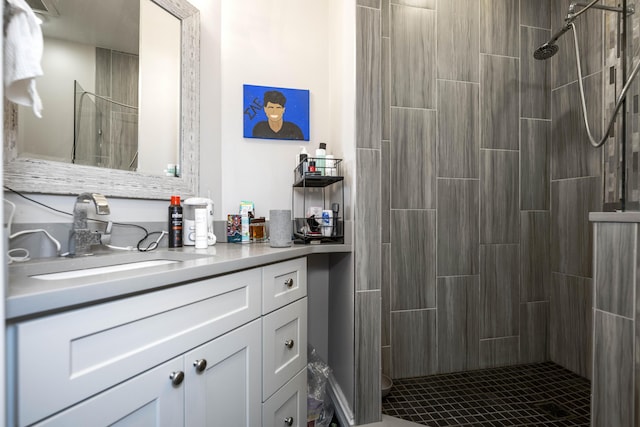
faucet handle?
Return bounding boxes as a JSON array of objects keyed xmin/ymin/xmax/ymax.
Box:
[
  {"xmin": 100, "ymin": 221, "xmax": 113, "ymax": 245},
  {"xmin": 92, "ymin": 193, "xmax": 110, "ymax": 215}
]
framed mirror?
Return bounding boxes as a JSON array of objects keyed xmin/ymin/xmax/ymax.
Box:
[{"xmin": 3, "ymin": 0, "xmax": 200, "ymax": 199}]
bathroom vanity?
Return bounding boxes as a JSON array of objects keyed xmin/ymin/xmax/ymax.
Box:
[{"xmin": 6, "ymin": 244, "xmax": 349, "ymax": 426}]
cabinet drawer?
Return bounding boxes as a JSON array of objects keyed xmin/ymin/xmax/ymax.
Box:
[
  {"xmin": 262, "ymin": 369, "xmax": 307, "ymax": 427},
  {"xmin": 262, "ymin": 257, "xmax": 307, "ymax": 314},
  {"xmin": 262, "ymin": 297, "xmax": 307, "ymax": 400},
  {"xmin": 13, "ymin": 268, "xmax": 262, "ymax": 427}
]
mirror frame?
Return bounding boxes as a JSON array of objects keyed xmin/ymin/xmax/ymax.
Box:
[{"xmin": 3, "ymin": 0, "xmax": 200, "ymax": 200}]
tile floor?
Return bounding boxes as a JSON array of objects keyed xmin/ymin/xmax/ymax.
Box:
[{"xmin": 381, "ymin": 362, "xmax": 590, "ymax": 426}]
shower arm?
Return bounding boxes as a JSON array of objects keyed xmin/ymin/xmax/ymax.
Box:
[{"xmin": 567, "ymin": 0, "xmax": 635, "ymax": 21}]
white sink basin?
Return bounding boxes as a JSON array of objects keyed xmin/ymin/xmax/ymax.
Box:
[{"xmin": 30, "ymin": 259, "xmax": 179, "ymax": 281}]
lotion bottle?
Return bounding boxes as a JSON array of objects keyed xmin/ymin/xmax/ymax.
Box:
[
  {"xmin": 194, "ymin": 207, "xmax": 208, "ymax": 249},
  {"xmin": 315, "ymin": 143, "xmax": 326, "ymax": 175}
]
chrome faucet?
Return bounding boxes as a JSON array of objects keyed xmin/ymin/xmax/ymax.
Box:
[{"xmin": 69, "ymin": 193, "xmax": 111, "ymax": 256}]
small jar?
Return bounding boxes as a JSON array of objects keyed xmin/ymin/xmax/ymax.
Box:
[{"xmin": 250, "ymin": 217, "xmax": 267, "ymax": 242}]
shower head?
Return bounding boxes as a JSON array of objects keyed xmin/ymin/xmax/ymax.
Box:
[
  {"xmin": 533, "ymin": 43, "xmax": 559, "ymax": 60},
  {"xmin": 533, "ymin": 23, "xmax": 573, "ymax": 60}
]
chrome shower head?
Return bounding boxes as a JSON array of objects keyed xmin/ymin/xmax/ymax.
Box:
[
  {"xmin": 532, "ymin": 22, "xmax": 573, "ymax": 61},
  {"xmin": 533, "ymin": 43, "xmax": 559, "ymax": 60}
]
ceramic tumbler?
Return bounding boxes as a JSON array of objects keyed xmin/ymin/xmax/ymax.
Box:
[{"xmin": 269, "ymin": 209, "xmax": 292, "ymax": 247}]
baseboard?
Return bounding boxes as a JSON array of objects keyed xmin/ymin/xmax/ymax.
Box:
[{"xmin": 327, "ymin": 372, "xmax": 355, "ymax": 426}]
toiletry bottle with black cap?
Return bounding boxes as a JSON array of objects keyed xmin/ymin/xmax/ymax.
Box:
[{"xmin": 168, "ymin": 195, "xmax": 183, "ymax": 247}]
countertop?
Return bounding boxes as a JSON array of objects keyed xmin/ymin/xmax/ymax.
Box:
[
  {"xmin": 6, "ymin": 242, "xmax": 352, "ymax": 321},
  {"xmin": 589, "ymin": 211, "xmax": 640, "ymax": 223}
]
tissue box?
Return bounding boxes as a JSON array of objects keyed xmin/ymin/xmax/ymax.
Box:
[{"xmin": 226, "ymin": 214, "xmax": 242, "ymax": 243}]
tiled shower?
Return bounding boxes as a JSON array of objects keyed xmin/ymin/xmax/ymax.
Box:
[{"xmin": 353, "ymin": 0, "xmax": 614, "ymax": 424}]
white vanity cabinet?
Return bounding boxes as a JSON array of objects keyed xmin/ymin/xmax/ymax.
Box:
[{"xmin": 8, "ymin": 257, "xmax": 309, "ymax": 427}]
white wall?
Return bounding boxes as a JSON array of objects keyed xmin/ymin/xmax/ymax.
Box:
[
  {"xmin": 217, "ymin": 0, "xmax": 341, "ymax": 219},
  {"xmin": 18, "ymin": 38, "xmax": 95, "ymax": 162},
  {"xmin": 7, "ymin": 0, "xmax": 351, "ymax": 228},
  {"xmin": 138, "ymin": 0, "xmax": 181, "ymax": 175}
]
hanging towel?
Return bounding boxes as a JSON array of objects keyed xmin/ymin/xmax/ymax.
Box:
[{"xmin": 4, "ymin": 0, "xmax": 43, "ymax": 118}]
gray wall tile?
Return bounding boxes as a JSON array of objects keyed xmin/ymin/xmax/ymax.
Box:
[
  {"xmin": 382, "ymin": 37, "xmax": 390, "ymax": 141},
  {"xmin": 391, "ymin": 309, "xmax": 438, "ymax": 378},
  {"xmin": 595, "ymin": 223, "xmax": 636, "ymax": 318},
  {"xmin": 391, "ymin": 0, "xmax": 435, "ymax": 8},
  {"xmin": 358, "ymin": 0, "xmax": 381, "ymax": 7},
  {"xmin": 355, "ymin": 290, "xmax": 381, "ymax": 422},
  {"xmin": 437, "ymin": 276, "xmax": 480, "ymax": 373},
  {"xmin": 437, "ymin": 81, "xmax": 479, "ymax": 178},
  {"xmin": 382, "ymin": 0, "xmax": 389, "ymax": 37},
  {"xmin": 551, "ymin": 0, "xmax": 602, "ymax": 89},
  {"xmin": 382, "ymin": 140, "xmax": 390, "ymax": 243},
  {"xmin": 550, "ymin": 178, "xmax": 601, "ymax": 278},
  {"xmin": 521, "ymin": 27, "xmax": 551, "ymax": 119},
  {"xmin": 481, "ymin": 55, "xmax": 519, "ymax": 150},
  {"xmin": 437, "ymin": 0, "xmax": 479, "ymax": 83},
  {"xmin": 356, "ymin": 149, "xmax": 381, "ymax": 291},
  {"xmin": 480, "ymin": 0, "xmax": 519, "ymax": 57},
  {"xmin": 479, "ymin": 337, "xmax": 519, "ymax": 368},
  {"xmin": 437, "ymin": 179, "xmax": 479, "ymax": 276},
  {"xmin": 391, "ymin": 209, "xmax": 436, "ymax": 310},
  {"xmin": 357, "ymin": 6, "xmax": 381, "ymax": 149},
  {"xmin": 520, "ymin": 302, "xmax": 549, "ymax": 363},
  {"xmin": 480, "ymin": 150, "xmax": 520, "ymax": 244},
  {"xmin": 521, "ymin": 211, "xmax": 550, "ymax": 302},
  {"xmin": 521, "ymin": 119, "xmax": 550, "ymax": 210},
  {"xmin": 391, "ymin": 108, "xmax": 436, "ymax": 209},
  {"xmin": 549, "ymin": 273, "xmax": 593, "ymax": 379},
  {"xmin": 382, "ymin": 346, "xmax": 391, "ymax": 377},
  {"xmin": 481, "ymin": 244, "xmax": 520, "ymax": 339},
  {"xmin": 520, "ymin": 0, "xmax": 550, "ymax": 29},
  {"xmin": 593, "ymin": 311, "xmax": 634, "ymax": 427},
  {"xmin": 390, "ymin": 5, "xmax": 435, "ymax": 108},
  {"xmin": 382, "ymin": 243, "xmax": 391, "ymax": 346},
  {"xmin": 551, "ymin": 74, "xmax": 602, "ymax": 180}
]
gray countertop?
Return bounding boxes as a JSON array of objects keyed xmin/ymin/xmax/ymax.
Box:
[
  {"xmin": 6, "ymin": 243, "xmax": 351, "ymax": 321},
  {"xmin": 589, "ymin": 211, "xmax": 640, "ymax": 223}
]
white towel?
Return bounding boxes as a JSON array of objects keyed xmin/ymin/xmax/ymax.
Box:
[{"xmin": 4, "ymin": 0, "xmax": 43, "ymax": 118}]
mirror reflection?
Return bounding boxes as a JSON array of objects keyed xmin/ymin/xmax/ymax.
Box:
[{"xmin": 19, "ymin": 0, "xmax": 180, "ymax": 177}]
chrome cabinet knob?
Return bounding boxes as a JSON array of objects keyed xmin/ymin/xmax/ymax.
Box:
[
  {"xmin": 284, "ymin": 417, "xmax": 294, "ymax": 426},
  {"xmin": 285, "ymin": 339, "xmax": 294, "ymax": 349},
  {"xmin": 170, "ymin": 371, "xmax": 184, "ymax": 386},
  {"xmin": 284, "ymin": 278, "xmax": 294, "ymax": 288},
  {"xmin": 193, "ymin": 359, "xmax": 207, "ymax": 373}
]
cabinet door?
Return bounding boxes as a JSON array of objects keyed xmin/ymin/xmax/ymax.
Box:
[
  {"xmin": 33, "ymin": 357, "xmax": 185, "ymax": 427},
  {"xmin": 184, "ymin": 319, "xmax": 261, "ymax": 427},
  {"xmin": 262, "ymin": 369, "xmax": 307, "ymax": 427}
]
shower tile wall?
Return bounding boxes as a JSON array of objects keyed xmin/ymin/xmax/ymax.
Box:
[
  {"xmin": 361, "ymin": 0, "xmax": 605, "ymax": 383},
  {"xmin": 354, "ymin": 0, "xmax": 604, "ymax": 421}
]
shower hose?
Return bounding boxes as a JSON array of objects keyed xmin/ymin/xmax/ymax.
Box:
[{"xmin": 571, "ymin": 22, "xmax": 640, "ymax": 148}]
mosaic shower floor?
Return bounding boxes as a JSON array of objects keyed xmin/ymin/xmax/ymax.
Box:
[{"xmin": 381, "ymin": 362, "xmax": 590, "ymax": 426}]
